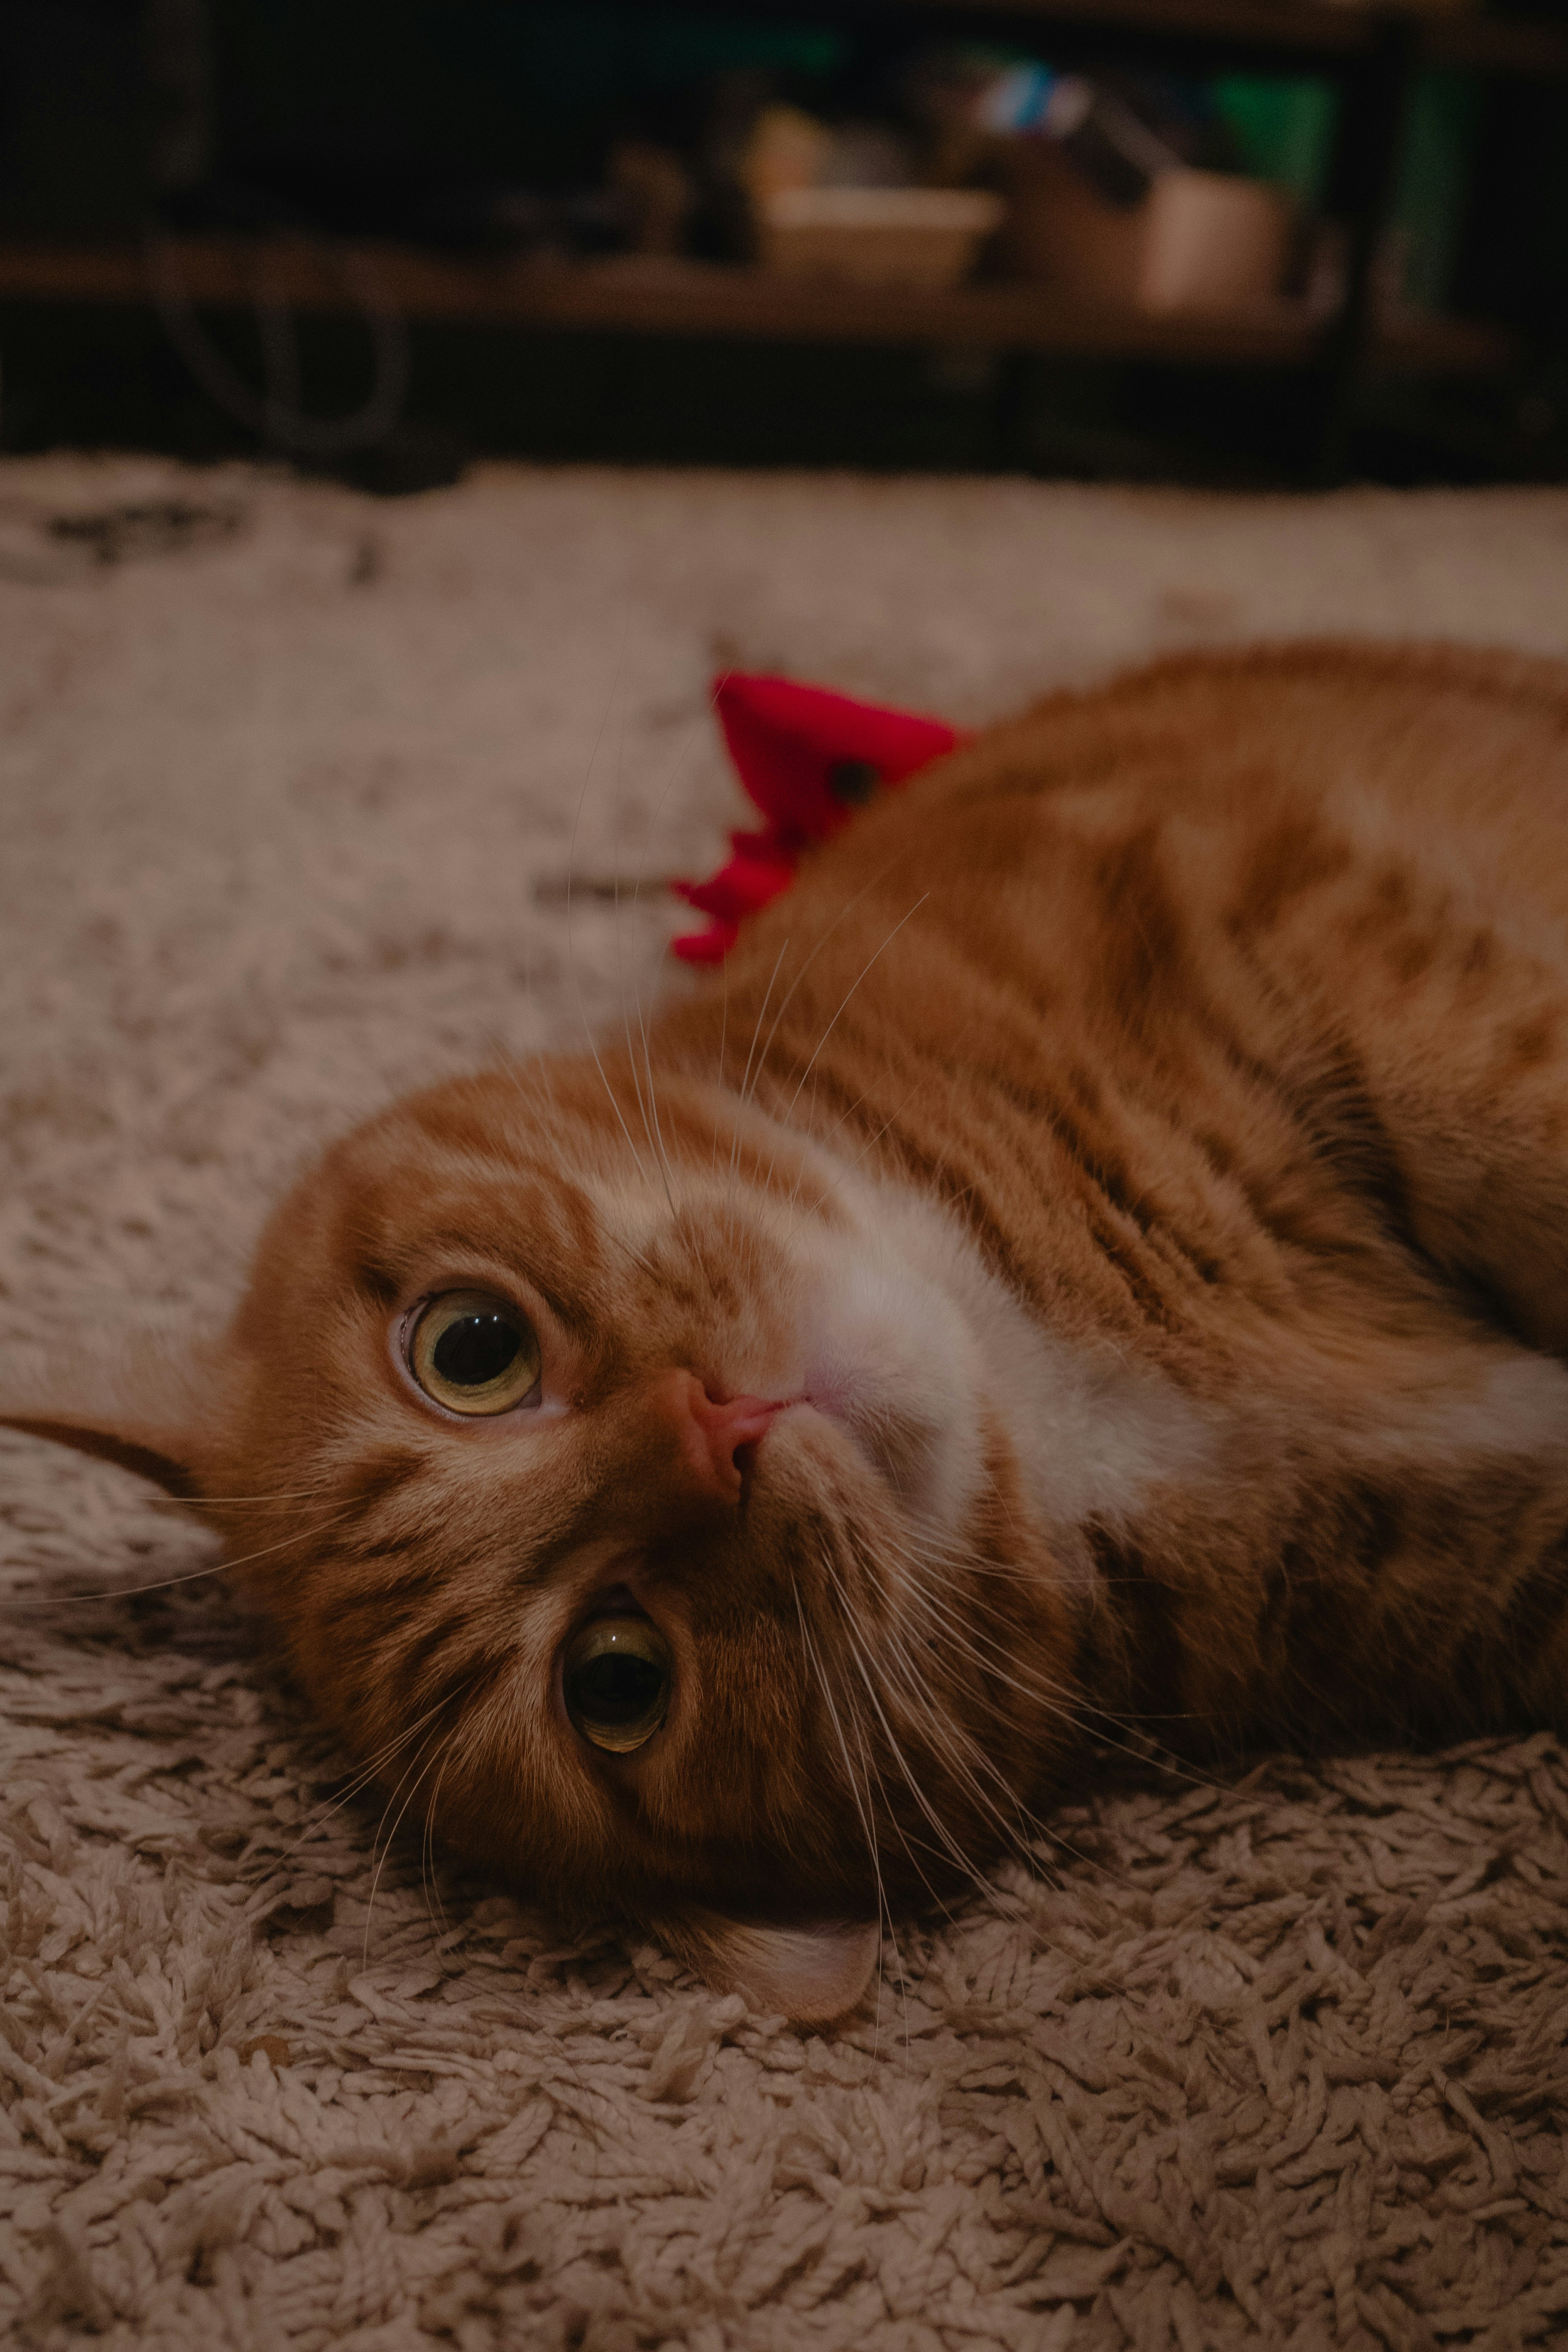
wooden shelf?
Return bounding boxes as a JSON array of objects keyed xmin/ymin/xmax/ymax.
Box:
[
  {"xmin": 872, "ymin": 0, "xmax": 1568, "ymax": 71},
  {"xmin": 0, "ymin": 237, "xmax": 1514, "ymax": 378},
  {"xmin": 891, "ymin": 0, "xmax": 1370, "ymax": 57},
  {"xmin": 1422, "ymin": 10, "xmax": 1568, "ymax": 71}
]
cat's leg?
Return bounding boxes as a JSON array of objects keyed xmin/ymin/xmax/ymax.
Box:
[{"xmin": 1304, "ymin": 925, "xmax": 1568, "ymax": 1354}]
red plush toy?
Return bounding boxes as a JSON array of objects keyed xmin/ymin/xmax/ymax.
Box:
[{"xmin": 670, "ymin": 673, "xmax": 963, "ymax": 964}]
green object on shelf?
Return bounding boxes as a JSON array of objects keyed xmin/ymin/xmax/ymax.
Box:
[
  {"xmin": 637, "ymin": 13, "xmax": 846, "ymax": 84},
  {"xmin": 1391, "ymin": 70, "xmax": 1480, "ymax": 314},
  {"xmin": 1214, "ymin": 65, "xmax": 1481, "ymax": 314},
  {"xmin": 1211, "ymin": 74, "xmax": 1339, "ymax": 207}
]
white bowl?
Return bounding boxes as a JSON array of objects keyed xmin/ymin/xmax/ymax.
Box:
[{"xmin": 755, "ymin": 186, "xmax": 1006, "ymax": 290}]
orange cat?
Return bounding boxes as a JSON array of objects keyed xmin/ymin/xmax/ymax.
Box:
[{"xmin": 10, "ymin": 641, "xmax": 1568, "ymax": 2021}]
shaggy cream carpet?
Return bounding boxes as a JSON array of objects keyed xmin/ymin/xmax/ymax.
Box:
[{"xmin": 3, "ymin": 457, "xmax": 1568, "ymax": 2352}]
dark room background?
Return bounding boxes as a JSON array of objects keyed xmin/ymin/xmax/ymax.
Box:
[{"xmin": 0, "ymin": 0, "xmax": 1564, "ymax": 489}]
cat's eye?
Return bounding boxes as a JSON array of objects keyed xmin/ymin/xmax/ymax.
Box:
[
  {"xmin": 563, "ymin": 1616, "xmax": 672, "ymax": 1753},
  {"xmin": 408, "ymin": 1290, "xmax": 541, "ymax": 1416}
]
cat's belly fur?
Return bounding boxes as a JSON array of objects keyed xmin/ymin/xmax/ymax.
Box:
[
  {"xmin": 830, "ymin": 1148, "xmax": 1568, "ymax": 1756},
  {"xmin": 656, "ymin": 644, "xmax": 1568, "ymax": 1753}
]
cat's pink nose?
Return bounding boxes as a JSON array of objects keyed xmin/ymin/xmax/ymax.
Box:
[{"xmin": 657, "ymin": 1370, "xmax": 785, "ymax": 1503}]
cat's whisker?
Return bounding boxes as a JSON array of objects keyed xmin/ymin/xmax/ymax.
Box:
[
  {"xmin": 895, "ymin": 1666, "xmax": 1125, "ymax": 1907},
  {"xmin": 490, "ymin": 1050, "xmax": 662, "ymax": 1281},
  {"xmin": 563, "ymin": 642, "xmax": 657, "ymax": 1192},
  {"xmin": 837, "ymin": 1083, "xmax": 923, "ymax": 1178},
  {"xmin": 893, "ymin": 1521, "xmax": 1214, "ymax": 1726},
  {"xmin": 893, "ymin": 1568, "xmax": 1088, "ymax": 1728},
  {"xmin": 363, "ymin": 1721, "xmax": 456, "ymax": 1973},
  {"xmin": 609, "ymin": 812, "xmax": 678, "ymax": 1219},
  {"xmin": 793, "ymin": 1577, "xmax": 906, "ymax": 2058},
  {"xmin": 635, "ymin": 1020, "xmax": 680, "ymax": 1217},
  {"xmin": 623, "ymin": 685, "xmax": 719, "ymax": 1214},
  {"xmin": 779, "ymin": 1067, "xmax": 891, "ymax": 1213},
  {"xmin": 871, "ymin": 1607, "xmax": 1044, "ymax": 1869},
  {"xmin": 710, "ymin": 960, "xmax": 730, "ymax": 1181},
  {"xmin": 759, "ymin": 897, "xmax": 931, "ymax": 1193},
  {"xmin": 844, "ymin": 1698, "xmax": 964, "ymax": 1929},
  {"xmin": 840, "ymin": 1519, "xmax": 1132, "ymax": 1882},
  {"xmin": 818, "ymin": 1546, "xmax": 999, "ymax": 1916},
  {"xmin": 861, "ymin": 1610, "xmax": 1100, "ymax": 1898},
  {"xmin": 9, "ymin": 1497, "xmax": 364, "ymax": 1610},
  {"xmin": 848, "ymin": 1702, "xmax": 920, "ymax": 2067},
  {"xmin": 150, "ymin": 1482, "xmax": 339, "ymax": 1506},
  {"xmin": 866, "ymin": 1599, "xmax": 1153, "ymax": 1909},
  {"xmin": 741, "ymin": 856, "xmax": 912, "ymax": 1138},
  {"xmin": 887, "ymin": 1528, "xmax": 1133, "ymax": 1717},
  {"xmin": 585, "ymin": 1040, "xmax": 654, "ymax": 1190},
  {"xmin": 492, "ymin": 1047, "xmax": 569, "ymax": 1143},
  {"xmin": 890, "ymin": 1541, "xmax": 1232, "ymax": 1804},
  {"xmin": 726, "ymin": 938, "xmax": 792, "ymax": 1207},
  {"xmin": 888, "ymin": 1533, "xmax": 1160, "ymax": 1741},
  {"xmin": 271, "ymin": 1689, "xmax": 479, "ymax": 1872},
  {"xmin": 810, "ymin": 1549, "xmax": 966, "ymax": 1924},
  {"xmin": 619, "ymin": 982, "xmax": 677, "ymax": 1219},
  {"xmin": 419, "ymin": 1737, "xmax": 463, "ymax": 1940}
]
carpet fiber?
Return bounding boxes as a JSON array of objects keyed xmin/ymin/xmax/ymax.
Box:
[{"xmin": 3, "ymin": 457, "xmax": 1568, "ymax": 2352}]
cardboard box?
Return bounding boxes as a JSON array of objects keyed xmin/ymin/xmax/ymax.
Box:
[{"xmin": 996, "ymin": 144, "xmax": 1292, "ymax": 316}]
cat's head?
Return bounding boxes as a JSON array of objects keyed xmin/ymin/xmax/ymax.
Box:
[{"xmin": 2, "ymin": 1050, "xmax": 1078, "ymax": 2020}]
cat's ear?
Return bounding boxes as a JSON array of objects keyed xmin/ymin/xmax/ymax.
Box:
[
  {"xmin": 657, "ymin": 1909, "xmax": 881, "ymax": 2024},
  {"xmin": 0, "ymin": 1325, "xmax": 232, "ymax": 1500}
]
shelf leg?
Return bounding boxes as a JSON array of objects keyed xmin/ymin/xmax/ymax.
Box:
[
  {"xmin": 1311, "ymin": 15, "xmax": 1420, "ymax": 484},
  {"xmin": 989, "ymin": 346, "xmax": 1034, "ymax": 472}
]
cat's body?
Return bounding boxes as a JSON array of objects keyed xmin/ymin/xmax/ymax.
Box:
[
  {"xmin": 659, "ymin": 640, "xmax": 1568, "ymax": 1750},
  {"xmin": 11, "ymin": 641, "xmax": 1568, "ymax": 2018}
]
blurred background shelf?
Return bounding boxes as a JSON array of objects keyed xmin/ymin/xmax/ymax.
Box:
[
  {"xmin": 0, "ymin": 235, "xmax": 1514, "ymax": 377},
  {"xmin": 0, "ymin": 0, "xmax": 1561, "ymax": 485}
]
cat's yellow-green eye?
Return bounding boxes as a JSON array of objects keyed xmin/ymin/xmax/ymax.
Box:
[
  {"xmin": 408, "ymin": 1290, "xmax": 541, "ymax": 1416},
  {"xmin": 563, "ymin": 1616, "xmax": 672, "ymax": 1753}
]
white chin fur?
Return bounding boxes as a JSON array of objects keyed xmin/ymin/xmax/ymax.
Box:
[
  {"xmin": 788, "ymin": 1167, "xmax": 1221, "ymax": 1573},
  {"xmin": 801, "ymin": 1243, "xmax": 989, "ymax": 1535}
]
